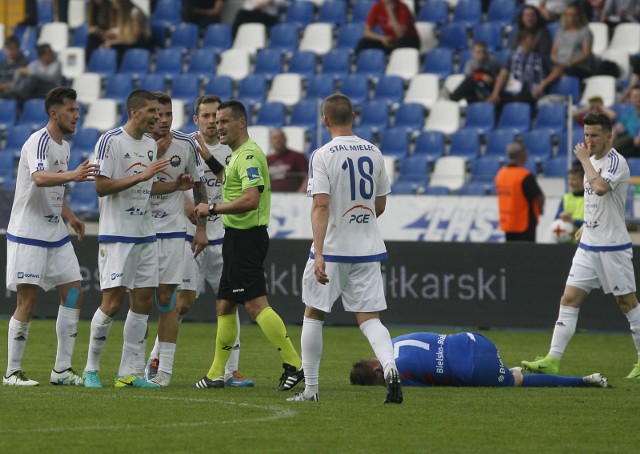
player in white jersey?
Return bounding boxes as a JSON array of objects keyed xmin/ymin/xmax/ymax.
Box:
[
  {"xmin": 143, "ymin": 92, "xmax": 207, "ymax": 386},
  {"xmin": 287, "ymin": 94, "xmax": 402, "ymax": 404},
  {"xmin": 522, "ymin": 113, "xmax": 640, "ymax": 378},
  {"xmin": 146, "ymin": 95, "xmax": 254, "ymax": 387},
  {"xmin": 82, "ymin": 89, "xmax": 194, "ymax": 389},
  {"xmin": 4, "ymin": 87, "xmax": 97, "ymax": 387}
]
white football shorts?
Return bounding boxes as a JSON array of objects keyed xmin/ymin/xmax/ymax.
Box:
[
  {"xmin": 98, "ymin": 241, "xmax": 158, "ymax": 290},
  {"xmin": 157, "ymin": 237, "xmax": 185, "ymax": 285},
  {"xmin": 302, "ymin": 259, "xmax": 387, "ymax": 313},
  {"xmin": 566, "ymin": 247, "xmax": 636, "ymax": 296},
  {"xmin": 6, "ymin": 240, "xmax": 82, "ymax": 292},
  {"xmin": 178, "ymin": 241, "xmax": 223, "ymax": 296}
]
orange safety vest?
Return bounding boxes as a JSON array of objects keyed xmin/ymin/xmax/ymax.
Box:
[{"xmin": 495, "ymin": 166, "xmax": 540, "ymax": 233}]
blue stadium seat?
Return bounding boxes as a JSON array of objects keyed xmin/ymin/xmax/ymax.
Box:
[
  {"xmin": 288, "ymin": 51, "xmax": 318, "ymax": 79},
  {"xmin": 254, "ymin": 49, "xmax": 283, "ymax": 81},
  {"xmin": 18, "ymin": 99, "xmax": 47, "ymax": 129},
  {"xmin": 119, "ymin": 48, "xmax": 150, "ymax": 78},
  {"xmin": 556, "ymin": 129, "xmax": 584, "ymax": 155},
  {"xmin": 170, "ymin": 22, "xmax": 199, "ymax": 52},
  {"xmin": 204, "ymin": 75, "xmax": 234, "ymax": 100},
  {"xmin": 417, "ymin": 0, "xmax": 449, "ymax": 24},
  {"xmin": 285, "ymin": 2, "xmax": 315, "ymax": 28},
  {"xmin": 290, "ymin": 100, "xmax": 320, "ymax": 128},
  {"xmin": 336, "ymin": 23, "xmax": 364, "ymax": 51},
  {"xmin": 318, "ymin": 1, "xmax": 347, "ymax": 25},
  {"xmin": 340, "ymin": 74, "xmax": 370, "ymax": 108},
  {"xmin": 486, "ymin": 0, "xmax": 518, "ymax": 29},
  {"xmin": 452, "ymin": 0, "xmax": 482, "ymax": 29},
  {"xmin": 373, "ymin": 75, "xmax": 405, "ymax": 106},
  {"xmin": 305, "ymin": 75, "xmax": 335, "ymax": 100},
  {"xmin": 237, "ymin": 74, "xmax": 267, "ymax": 107},
  {"xmin": 351, "ymin": 1, "xmax": 375, "ymax": 23},
  {"xmin": 358, "ymin": 100, "xmax": 389, "ymax": 131},
  {"xmin": 394, "ymin": 103, "xmax": 426, "ymax": 131},
  {"xmin": 496, "ymin": 102, "xmax": 531, "ymax": 134},
  {"xmin": 437, "ymin": 23, "xmax": 468, "ymax": 51},
  {"xmin": 353, "ymin": 125, "xmax": 376, "ymax": 144},
  {"xmin": 379, "ymin": 127, "xmax": 409, "ymax": 158},
  {"xmin": 355, "ymin": 48, "xmax": 386, "ymax": 79},
  {"xmin": 470, "ymin": 155, "xmax": 503, "ymax": 182},
  {"xmin": 37, "ymin": 1, "xmax": 54, "ymax": 25},
  {"xmin": 457, "ymin": 48, "xmax": 473, "ymax": 73},
  {"xmin": 523, "ymin": 158, "xmax": 539, "ymax": 176},
  {"xmin": 458, "ymin": 181, "xmax": 495, "ymax": 195},
  {"xmin": 461, "ymin": 102, "xmax": 495, "ymax": 135},
  {"xmin": 268, "ymin": 23, "xmax": 299, "ymax": 55},
  {"xmin": 3, "ymin": 125, "xmax": 34, "ymax": 154},
  {"xmin": 421, "ymin": 47, "xmax": 453, "ymax": 80},
  {"xmin": 68, "ymin": 149, "xmax": 87, "ymax": 171},
  {"xmin": 170, "ymin": 74, "xmax": 200, "ymax": 106},
  {"xmin": 484, "ymin": 129, "xmax": 516, "ymax": 156},
  {"xmin": 202, "ymin": 23, "xmax": 232, "ymax": 55},
  {"xmin": 88, "ymin": 48, "xmax": 117, "ymax": 76},
  {"xmin": 321, "ymin": 48, "xmax": 352, "ymax": 79},
  {"xmin": 71, "ymin": 127, "xmax": 100, "ymax": 156},
  {"xmin": 69, "ymin": 182, "xmax": 99, "ymax": 219},
  {"xmin": 414, "ymin": 130, "xmax": 445, "ymax": 162},
  {"xmin": 70, "ymin": 23, "xmax": 88, "ymax": 48},
  {"xmin": 255, "ymin": 102, "xmax": 286, "ymax": 127},
  {"xmin": 494, "ymin": 48, "xmax": 510, "ymax": 66},
  {"xmin": 544, "ymin": 156, "xmax": 571, "ymax": 177},
  {"xmin": 627, "ymin": 157, "xmax": 640, "ymax": 176},
  {"xmin": 449, "ymin": 129, "xmax": 481, "ymax": 161},
  {"xmin": 151, "ymin": 0, "xmax": 182, "ymax": 45},
  {"xmin": 534, "ymin": 103, "xmax": 567, "ymax": 135},
  {"xmin": 154, "ymin": 48, "xmax": 184, "ymax": 78},
  {"xmin": 398, "ymin": 154, "xmax": 431, "ymax": 182},
  {"xmin": 473, "ymin": 22, "xmax": 503, "ymax": 50},
  {"xmin": 424, "ymin": 185, "xmax": 450, "ymax": 195},
  {"xmin": 104, "ymin": 74, "xmax": 133, "ymax": 104},
  {"xmin": 187, "ymin": 48, "xmax": 216, "ymax": 77},
  {"xmin": 548, "ymin": 76, "xmax": 581, "ymax": 102},
  {"xmin": 0, "ymin": 150, "xmax": 17, "ymax": 188},
  {"xmin": 392, "ymin": 180, "xmax": 422, "ymax": 195},
  {"xmin": 0, "ymin": 99, "xmax": 17, "ymax": 131},
  {"xmin": 523, "ymin": 129, "xmax": 554, "ymax": 162}
]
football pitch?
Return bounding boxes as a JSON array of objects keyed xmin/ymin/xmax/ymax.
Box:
[{"xmin": 0, "ymin": 319, "xmax": 638, "ymax": 453}]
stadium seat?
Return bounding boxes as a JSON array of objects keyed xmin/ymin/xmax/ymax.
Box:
[
  {"xmin": 171, "ymin": 99, "xmax": 186, "ymax": 129},
  {"xmin": 580, "ymin": 76, "xmax": 616, "ymax": 107},
  {"xmin": 486, "ymin": 0, "xmax": 517, "ymax": 29},
  {"xmin": 170, "ymin": 22, "xmax": 199, "ymax": 52},
  {"xmin": 429, "ymin": 156, "xmax": 467, "ymax": 191},
  {"xmin": 59, "ymin": 47, "xmax": 85, "ymax": 81},
  {"xmin": 318, "ymin": 1, "xmax": 347, "ymax": 25},
  {"xmin": 68, "ymin": 182, "xmax": 99, "ymax": 219},
  {"xmin": 151, "ymin": 0, "xmax": 182, "ymax": 45},
  {"xmin": 255, "ymin": 102, "xmax": 286, "ymax": 127},
  {"xmin": 470, "ymin": 155, "xmax": 503, "ymax": 182},
  {"xmin": 281, "ymin": 125, "xmax": 307, "ymax": 153},
  {"xmin": 37, "ymin": 1, "xmax": 54, "ymax": 25},
  {"xmin": 472, "ymin": 22, "xmax": 503, "ymax": 50},
  {"xmin": 305, "ymin": 74, "xmax": 335, "ymax": 100},
  {"xmin": 233, "ymin": 23, "xmax": 267, "ymax": 56},
  {"xmin": 186, "ymin": 48, "xmax": 216, "ymax": 78},
  {"xmin": 3, "ymin": 125, "xmax": 34, "ymax": 154},
  {"xmin": 204, "ymin": 75, "xmax": 234, "ymax": 100},
  {"xmin": 379, "ymin": 127, "xmax": 410, "ymax": 158},
  {"xmin": 392, "ymin": 180, "xmax": 422, "ymax": 195},
  {"xmin": 71, "ymin": 127, "xmax": 100, "ymax": 156},
  {"xmin": 496, "ymin": 102, "xmax": 531, "ymax": 134},
  {"xmin": 68, "ymin": 0, "xmax": 86, "ymax": 29},
  {"xmin": 357, "ymin": 100, "xmax": 390, "ymax": 131},
  {"xmin": 37, "ymin": 22, "xmax": 69, "ymax": 54},
  {"xmin": 70, "ymin": 23, "xmax": 89, "ymax": 48},
  {"xmin": 336, "ymin": 23, "xmax": 365, "ymax": 51},
  {"xmin": 351, "ymin": 0, "xmax": 375, "ymax": 23},
  {"xmin": 601, "ymin": 49, "xmax": 631, "ymax": 79},
  {"xmin": 340, "ymin": 74, "xmax": 369, "ymax": 107},
  {"xmin": 0, "ymin": 99, "xmax": 17, "ymax": 131},
  {"xmin": 285, "ymin": 1, "xmax": 315, "ymax": 29},
  {"xmin": 404, "ymin": 73, "xmax": 440, "ymax": 109},
  {"xmin": 238, "ymin": 74, "xmax": 267, "ymax": 107},
  {"xmin": 288, "ymin": 51, "xmax": 318, "ymax": 79},
  {"xmin": 386, "ymin": 48, "xmax": 419, "ymax": 81},
  {"xmin": 17, "ymin": 26, "xmax": 37, "ymax": 60},
  {"xmin": 254, "ymin": 49, "xmax": 283, "ymax": 81},
  {"xmin": 169, "ymin": 74, "xmax": 200, "ymax": 106},
  {"xmin": 458, "ymin": 181, "xmax": 495, "ymax": 195},
  {"xmin": 217, "ymin": 49, "xmax": 251, "ymax": 81},
  {"xmin": 627, "ymin": 157, "xmax": 640, "ymax": 176},
  {"xmin": 415, "ymin": 22, "xmax": 438, "ymax": 54},
  {"xmin": 247, "ymin": 125, "xmax": 271, "ymax": 153},
  {"xmin": 267, "ymin": 73, "xmax": 303, "ymax": 106},
  {"xmin": 556, "ymin": 129, "xmax": 584, "ymax": 156},
  {"xmin": 290, "ymin": 100, "xmax": 320, "ymax": 129},
  {"xmin": 445, "ymin": 73, "xmax": 466, "ymax": 98},
  {"xmin": 373, "ymin": 75, "xmax": 405, "ymax": 106},
  {"xmin": 547, "ymin": 76, "xmax": 581, "ymax": 102},
  {"xmin": 484, "ymin": 129, "xmax": 516, "ymax": 157},
  {"xmin": 608, "ymin": 23, "xmax": 640, "ymax": 54},
  {"xmin": 461, "ymin": 102, "xmax": 495, "ymax": 136},
  {"xmin": 523, "ymin": 129, "xmax": 554, "ymax": 162},
  {"xmin": 18, "ymin": 99, "xmax": 48, "ymax": 129},
  {"xmin": 417, "ymin": 0, "xmax": 449, "ymax": 24},
  {"xmin": 534, "ymin": 103, "xmax": 567, "ymax": 135},
  {"xmin": 0, "ymin": 150, "xmax": 17, "ymax": 188},
  {"xmin": 353, "ymin": 125, "xmax": 376, "ymax": 144},
  {"xmin": 355, "ymin": 49, "xmax": 386, "ymax": 79},
  {"xmin": 414, "ymin": 130, "xmax": 446, "ymax": 162},
  {"xmin": 398, "ymin": 154, "xmax": 431, "ymax": 183},
  {"xmin": 452, "ymin": 0, "xmax": 482, "ymax": 29},
  {"xmin": 154, "ymin": 48, "xmax": 184, "ymax": 78},
  {"xmin": 424, "ymin": 185, "xmax": 450, "ymax": 195},
  {"xmin": 83, "ymin": 99, "xmax": 119, "ymax": 132},
  {"xmin": 425, "ymin": 100, "xmax": 460, "ymax": 134},
  {"xmin": 421, "ymin": 47, "xmax": 454, "ymax": 80},
  {"xmin": 448, "ymin": 129, "xmax": 481, "ymax": 161},
  {"xmin": 119, "ymin": 48, "xmax": 150, "ymax": 78},
  {"xmin": 268, "ymin": 23, "xmax": 299, "ymax": 55},
  {"xmin": 544, "ymin": 156, "xmax": 571, "ymax": 177},
  {"xmin": 137, "ymin": 73, "xmax": 165, "ymax": 92},
  {"xmin": 72, "ymin": 72, "xmax": 102, "ymax": 105},
  {"xmin": 104, "ymin": 73, "xmax": 133, "ymax": 104},
  {"xmin": 321, "ymin": 48, "xmax": 352, "ymax": 79},
  {"xmin": 588, "ymin": 22, "xmax": 609, "ymax": 57},
  {"xmin": 437, "ymin": 23, "xmax": 468, "ymax": 51},
  {"xmin": 87, "ymin": 48, "xmax": 117, "ymax": 76},
  {"xmin": 300, "ymin": 23, "xmax": 334, "ymax": 56},
  {"xmin": 393, "ymin": 102, "xmax": 426, "ymax": 131},
  {"xmin": 202, "ymin": 23, "xmax": 232, "ymax": 55}
]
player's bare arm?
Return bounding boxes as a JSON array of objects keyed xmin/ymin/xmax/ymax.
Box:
[
  {"xmin": 374, "ymin": 195, "xmax": 387, "ymax": 218},
  {"xmin": 191, "ymin": 181, "xmax": 209, "ymax": 257},
  {"xmin": 151, "ymin": 172, "xmax": 194, "ymax": 195},
  {"xmin": 61, "ymin": 200, "xmax": 85, "ymax": 240},
  {"xmin": 32, "ymin": 160, "xmax": 99, "ymax": 187},
  {"xmin": 194, "ymin": 186, "xmax": 260, "ymax": 217},
  {"xmin": 95, "ymin": 158, "xmax": 170, "ymax": 196},
  {"xmin": 311, "ymin": 193, "xmax": 330, "ymax": 285},
  {"xmin": 574, "ymin": 143, "xmax": 611, "ymax": 196}
]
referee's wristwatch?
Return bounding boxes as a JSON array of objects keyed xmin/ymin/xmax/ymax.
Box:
[{"xmin": 208, "ymin": 203, "xmax": 217, "ymax": 215}]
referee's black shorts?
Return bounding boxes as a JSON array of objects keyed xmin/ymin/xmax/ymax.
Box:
[{"xmin": 218, "ymin": 226, "xmax": 269, "ymax": 303}]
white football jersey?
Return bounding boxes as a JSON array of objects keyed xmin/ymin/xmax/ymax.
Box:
[
  {"xmin": 307, "ymin": 135, "xmax": 390, "ymax": 261},
  {"xmin": 185, "ymin": 139, "xmax": 231, "ymax": 243},
  {"xmin": 94, "ymin": 127, "xmax": 158, "ymax": 242},
  {"xmin": 150, "ymin": 130, "xmax": 205, "ymax": 235},
  {"xmin": 580, "ymin": 148, "xmax": 632, "ymax": 249},
  {"xmin": 7, "ymin": 128, "xmax": 71, "ymax": 245}
]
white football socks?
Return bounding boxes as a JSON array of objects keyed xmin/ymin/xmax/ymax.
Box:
[
  {"xmin": 118, "ymin": 310, "xmax": 148, "ymax": 377},
  {"xmin": 54, "ymin": 306, "xmax": 80, "ymax": 372},
  {"xmin": 85, "ymin": 309, "xmax": 113, "ymax": 372},
  {"xmin": 301, "ymin": 316, "xmax": 324, "ymax": 396},
  {"xmin": 549, "ymin": 305, "xmax": 579, "ymax": 360},
  {"xmin": 6, "ymin": 317, "xmax": 30, "ymax": 377},
  {"xmin": 359, "ymin": 318, "xmax": 397, "ymax": 378}
]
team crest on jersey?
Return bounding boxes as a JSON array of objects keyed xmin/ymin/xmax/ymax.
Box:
[
  {"xmin": 170, "ymin": 155, "xmax": 181, "ymax": 167},
  {"xmin": 247, "ymin": 167, "xmax": 260, "ymax": 180},
  {"xmin": 148, "ymin": 150, "xmax": 154, "ymax": 161}
]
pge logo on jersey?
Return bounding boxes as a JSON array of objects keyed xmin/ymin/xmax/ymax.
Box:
[{"xmin": 343, "ymin": 205, "xmax": 374, "ymax": 224}]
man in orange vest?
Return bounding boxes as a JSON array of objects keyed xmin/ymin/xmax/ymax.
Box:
[{"xmin": 495, "ymin": 142, "xmax": 545, "ymax": 241}]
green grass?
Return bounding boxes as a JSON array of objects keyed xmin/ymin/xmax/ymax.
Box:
[{"xmin": 1, "ymin": 319, "xmax": 639, "ymax": 453}]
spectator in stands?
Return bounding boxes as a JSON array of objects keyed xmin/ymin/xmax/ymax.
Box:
[
  {"xmin": 510, "ymin": 5, "xmax": 553, "ymax": 55},
  {"xmin": 495, "ymin": 142, "xmax": 545, "ymax": 242},
  {"xmin": 267, "ymin": 128, "xmax": 308, "ymax": 193},
  {"xmin": 450, "ymin": 41, "xmax": 503, "ymax": 104},
  {"xmin": 85, "ymin": 0, "xmax": 115, "ymax": 64},
  {"xmin": 184, "ymin": 0, "xmax": 227, "ymax": 33},
  {"xmin": 539, "ymin": 0, "xmax": 575, "ymax": 22},
  {"xmin": 9, "ymin": 44, "xmax": 61, "ymax": 102},
  {"xmin": 556, "ymin": 165, "xmax": 585, "ymax": 244},
  {"xmin": 0, "ymin": 36, "xmax": 27, "ymax": 98},
  {"xmin": 232, "ymin": 0, "xmax": 285, "ymax": 38},
  {"xmin": 612, "ymin": 85, "xmax": 640, "ymax": 158},
  {"xmin": 600, "ymin": 0, "xmax": 640, "ymax": 38},
  {"xmin": 535, "ymin": 3, "xmax": 594, "ymax": 97},
  {"xmin": 488, "ymin": 29, "xmax": 551, "ymax": 109},
  {"xmin": 572, "ymin": 95, "xmax": 617, "ymax": 126},
  {"xmin": 102, "ymin": 0, "xmax": 152, "ymax": 65},
  {"xmin": 355, "ymin": 0, "xmax": 420, "ymax": 54},
  {"xmin": 623, "ymin": 56, "xmax": 640, "ymax": 100}
]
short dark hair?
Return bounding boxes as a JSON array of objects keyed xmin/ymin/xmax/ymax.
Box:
[
  {"xmin": 4, "ymin": 36, "xmax": 19, "ymax": 48},
  {"xmin": 323, "ymin": 93, "xmax": 353, "ymax": 126},
  {"xmin": 44, "ymin": 87, "xmax": 77, "ymax": 116},
  {"xmin": 194, "ymin": 94, "xmax": 222, "ymax": 115},
  {"xmin": 516, "ymin": 28, "xmax": 536, "ymax": 43},
  {"xmin": 153, "ymin": 91, "xmax": 171, "ymax": 106},
  {"xmin": 125, "ymin": 89, "xmax": 157, "ymax": 116},
  {"xmin": 568, "ymin": 165, "xmax": 584, "ymax": 179},
  {"xmin": 218, "ymin": 100, "xmax": 247, "ymax": 120},
  {"xmin": 36, "ymin": 43, "xmax": 53, "ymax": 57},
  {"xmin": 349, "ymin": 360, "xmax": 380, "ymax": 386},
  {"xmin": 583, "ymin": 112, "xmax": 612, "ymax": 132}
]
